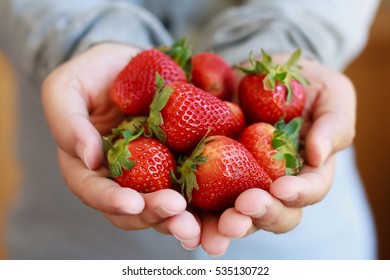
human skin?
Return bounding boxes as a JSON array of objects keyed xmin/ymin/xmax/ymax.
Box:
[{"xmin": 41, "ymin": 44, "xmax": 356, "ymax": 256}]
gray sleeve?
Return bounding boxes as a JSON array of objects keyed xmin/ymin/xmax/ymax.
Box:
[
  {"xmin": 199, "ymin": 0, "xmax": 380, "ymax": 70},
  {"xmin": 0, "ymin": 0, "xmax": 173, "ymax": 80}
]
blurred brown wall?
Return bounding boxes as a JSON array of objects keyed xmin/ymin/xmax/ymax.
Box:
[
  {"xmin": 345, "ymin": 1, "xmax": 390, "ymax": 260},
  {"xmin": 0, "ymin": 52, "xmax": 20, "ymax": 260},
  {"xmin": 0, "ymin": 2, "xmax": 389, "ymax": 260}
]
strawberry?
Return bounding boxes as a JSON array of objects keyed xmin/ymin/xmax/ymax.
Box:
[
  {"xmin": 238, "ymin": 118, "xmax": 303, "ymax": 181},
  {"xmin": 147, "ymin": 74, "xmax": 234, "ymax": 153},
  {"xmin": 191, "ymin": 52, "xmax": 234, "ymax": 100},
  {"xmin": 110, "ymin": 39, "xmax": 191, "ymax": 116},
  {"xmin": 103, "ymin": 129, "xmax": 177, "ymax": 193},
  {"xmin": 172, "ymin": 135, "xmax": 272, "ymax": 211},
  {"xmin": 224, "ymin": 101, "xmax": 246, "ymax": 139},
  {"xmin": 239, "ymin": 49, "xmax": 308, "ymax": 124}
]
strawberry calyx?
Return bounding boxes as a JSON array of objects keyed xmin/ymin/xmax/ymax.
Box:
[
  {"xmin": 240, "ymin": 49, "xmax": 308, "ymax": 103},
  {"xmin": 158, "ymin": 37, "xmax": 192, "ymax": 81},
  {"xmin": 112, "ymin": 116, "xmax": 148, "ymax": 135},
  {"xmin": 147, "ymin": 73, "xmax": 173, "ymax": 143},
  {"xmin": 171, "ymin": 131, "xmax": 213, "ymax": 201},
  {"xmin": 102, "ymin": 116, "xmax": 147, "ymax": 153},
  {"xmin": 103, "ymin": 129, "xmax": 144, "ymax": 178},
  {"xmin": 271, "ymin": 117, "xmax": 303, "ymax": 176}
]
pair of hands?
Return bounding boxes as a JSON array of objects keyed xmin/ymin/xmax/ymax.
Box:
[{"xmin": 41, "ymin": 43, "xmax": 356, "ymax": 257}]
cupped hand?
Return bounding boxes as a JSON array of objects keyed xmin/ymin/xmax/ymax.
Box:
[
  {"xmin": 41, "ymin": 43, "xmax": 200, "ymax": 248},
  {"xmin": 200, "ymin": 54, "xmax": 356, "ymax": 257}
]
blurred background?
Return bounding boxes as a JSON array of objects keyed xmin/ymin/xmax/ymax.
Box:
[{"xmin": 0, "ymin": 1, "xmax": 390, "ymax": 260}]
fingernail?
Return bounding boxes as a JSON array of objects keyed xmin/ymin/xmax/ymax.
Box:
[
  {"xmin": 118, "ymin": 190, "xmax": 144, "ymax": 214},
  {"xmin": 208, "ymin": 253, "xmax": 223, "ymax": 258},
  {"xmin": 244, "ymin": 206, "xmax": 267, "ymax": 218},
  {"xmin": 119, "ymin": 202, "xmax": 143, "ymax": 215},
  {"xmin": 173, "ymin": 234, "xmax": 196, "ymax": 244},
  {"xmin": 181, "ymin": 242, "xmax": 195, "ymax": 251},
  {"xmin": 155, "ymin": 205, "xmax": 179, "ymax": 217},
  {"xmin": 276, "ymin": 193, "xmax": 298, "ymax": 203},
  {"xmin": 76, "ymin": 142, "xmax": 91, "ymax": 169}
]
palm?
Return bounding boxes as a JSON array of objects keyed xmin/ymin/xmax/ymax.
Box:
[
  {"xmin": 41, "ymin": 43, "xmax": 201, "ymax": 252},
  {"xmin": 204, "ymin": 55, "xmax": 355, "ymax": 257},
  {"xmin": 68, "ymin": 45, "xmax": 137, "ymax": 135}
]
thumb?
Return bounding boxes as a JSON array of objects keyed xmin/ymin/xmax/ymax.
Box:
[
  {"xmin": 41, "ymin": 73, "xmax": 103, "ymax": 170},
  {"xmin": 305, "ymin": 75, "xmax": 356, "ymax": 167}
]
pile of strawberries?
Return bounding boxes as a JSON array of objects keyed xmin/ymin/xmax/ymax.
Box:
[{"xmin": 103, "ymin": 38, "xmax": 307, "ymax": 211}]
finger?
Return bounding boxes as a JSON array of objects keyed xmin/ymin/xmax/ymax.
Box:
[
  {"xmin": 305, "ymin": 75, "xmax": 356, "ymax": 167},
  {"xmin": 218, "ymin": 208, "xmax": 253, "ymax": 238},
  {"xmin": 103, "ymin": 213, "xmax": 151, "ymax": 231},
  {"xmin": 155, "ymin": 211, "xmax": 201, "ymax": 250},
  {"xmin": 106, "ymin": 189, "xmax": 187, "ymax": 230},
  {"xmin": 235, "ymin": 188, "xmax": 302, "ymax": 234},
  {"xmin": 58, "ymin": 148, "xmax": 145, "ymax": 215},
  {"xmin": 140, "ymin": 189, "xmax": 187, "ymax": 224},
  {"xmin": 42, "ymin": 74, "xmax": 103, "ymax": 170},
  {"xmin": 200, "ymin": 211, "xmax": 230, "ymax": 257},
  {"xmin": 270, "ymin": 155, "xmax": 336, "ymax": 208}
]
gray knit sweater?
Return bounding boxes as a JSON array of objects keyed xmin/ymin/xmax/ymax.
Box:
[
  {"xmin": 0, "ymin": 0, "xmax": 379, "ymax": 79},
  {"xmin": 0, "ymin": 0, "xmax": 380, "ymax": 259}
]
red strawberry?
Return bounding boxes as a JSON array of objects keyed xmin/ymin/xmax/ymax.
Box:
[
  {"xmin": 110, "ymin": 39, "xmax": 191, "ymax": 116},
  {"xmin": 147, "ymin": 74, "xmax": 234, "ymax": 153},
  {"xmin": 103, "ymin": 129, "xmax": 177, "ymax": 193},
  {"xmin": 238, "ymin": 118, "xmax": 303, "ymax": 181},
  {"xmin": 173, "ymin": 135, "xmax": 272, "ymax": 211},
  {"xmin": 224, "ymin": 101, "xmax": 246, "ymax": 139},
  {"xmin": 191, "ymin": 52, "xmax": 235, "ymax": 100},
  {"xmin": 239, "ymin": 49, "xmax": 307, "ymax": 124}
]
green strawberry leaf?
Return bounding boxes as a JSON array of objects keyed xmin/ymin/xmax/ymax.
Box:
[
  {"xmin": 285, "ymin": 81, "xmax": 293, "ymax": 104},
  {"xmin": 152, "ymin": 86, "xmax": 173, "ymax": 112},
  {"xmin": 284, "ymin": 49, "xmax": 301, "ymax": 69},
  {"xmin": 275, "ymin": 71, "xmax": 288, "ymax": 82},
  {"xmin": 242, "ymin": 48, "xmax": 308, "ymax": 104},
  {"xmin": 112, "ymin": 116, "xmax": 148, "ymax": 136},
  {"xmin": 264, "ymin": 73, "xmax": 276, "ymax": 90},
  {"xmin": 174, "ymin": 130, "xmax": 213, "ymax": 202},
  {"xmin": 284, "ymin": 117, "xmax": 302, "ymax": 136},
  {"xmin": 102, "ymin": 135, "xmax": 115, "ymax": 154},
  {"xmin": 148, "ymin": 111, "xmax": 167, "ymax": 143},
  {"xmin": 272, "ymin": 151, "xmax": 285, "ymax": 161},
  {"xmin": 290, "ymin": 71, "xmax": 309, "ymax": 87},
  {"xmin": 271, "ymin": 117, "xmax": 304, "ymax": 176},
  {"xmin": 147, "ymin": 73, "xmax": 173, "ymax": 143},
  {"xmin": 284, "ymin": 153, "xmax": 302, "ymax": 176},
  {"xmin": 272, "ymin": 138, "xmax": 287, "ymax": 149},
  {"xmin": 158, "ymin": 37, "xmax": 193, "ymax": 81},
  {"xmin": 261, "ymin": 49, "xmax": 272, "ymax": 65},
  {"xmin": 239, "ymin": 50, "xmax": 269, "ymax": 75},
  {"xmin": 239, "ymin": 66, "xmax": 257, "ymax": 75},
  {"xmin": 284, "ymin": 153, "xmax": 300, "ymax": 169}
]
